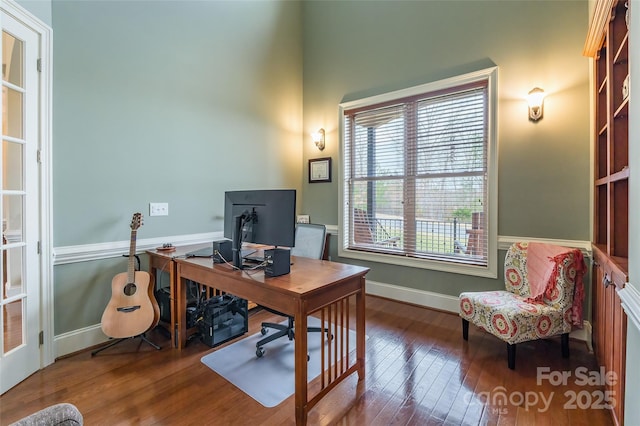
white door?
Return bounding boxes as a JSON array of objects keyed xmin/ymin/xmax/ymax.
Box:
[{"xmin": 0, "ymin": 9, "xmax": 41, "ymax": 394}]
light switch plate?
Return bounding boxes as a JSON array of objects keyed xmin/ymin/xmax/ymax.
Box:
[{"xmin": 149, "ymin": 202, "xmax": 169, "ymax": 216}]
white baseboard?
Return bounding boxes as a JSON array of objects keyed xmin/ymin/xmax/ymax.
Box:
[
  {"xmin": 54, "ymin": 324, "xmax": 109, "ymax": 358},
  {"xmin": 366, "ymin": 279, "xmax": 460, "ymax": 312},
  {"xmin": 54, "ymin": 282, "xmax": 592, "ymax": 357},
  {"xmin": 570, "ymin": 321, "xmax": 593, "ymax": 350},
  {"xmin": 58, "ymin": 280, "xmax": 461, "ymax": 357},
  {"xmin": 365, "ymin": 279, "xmax": 591, "ymax": 344}
]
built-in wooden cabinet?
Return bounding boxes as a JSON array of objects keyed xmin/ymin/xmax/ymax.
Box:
[
  {"xmin": 592, "ymin": 260, "xmax": 627, "ymax": 425},
  {"xmin": 585, "ymin": 0, "xmax": 629, "ymax": 425}
]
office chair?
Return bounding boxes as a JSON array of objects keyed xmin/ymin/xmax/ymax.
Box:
[{"xmin": 255, "ymin": 223, "xmax": 328, "ymax": 357}]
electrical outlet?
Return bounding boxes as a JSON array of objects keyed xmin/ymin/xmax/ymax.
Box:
[
  {"xmin": 297, "ymin": 215, "xmax": 310, "ymax": 224},
  {"xmin": 149, "ymin": 202, "xmax": 169, "ymax": 216}
]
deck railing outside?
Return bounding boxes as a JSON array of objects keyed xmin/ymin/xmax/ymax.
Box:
[{"xmin": 373, "ymin": 217, "xmax": 472, "ymax": 253}]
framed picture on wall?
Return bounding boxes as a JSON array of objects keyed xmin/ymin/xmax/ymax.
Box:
[{"xmin": 309, "ymin": 157, "xmax": 332, "ymax": 183}]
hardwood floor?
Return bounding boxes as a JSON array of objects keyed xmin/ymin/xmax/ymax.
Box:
[{"xmin": 1, "ymin": 296, "xmax": 614, "ymax": 425}]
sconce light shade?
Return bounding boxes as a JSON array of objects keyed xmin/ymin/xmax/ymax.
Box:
[
  {"xmin": 312, "ymin": 128, "xmax": 325, "ymax": 150},
  {"xmin": 527, "ymin": 87, "xmax": 545, "ymax": 121}
]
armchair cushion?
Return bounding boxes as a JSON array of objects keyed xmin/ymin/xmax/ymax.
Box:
[{"xmin": 460, "ymin": 290, "xmax": 572, "ymax": 345}]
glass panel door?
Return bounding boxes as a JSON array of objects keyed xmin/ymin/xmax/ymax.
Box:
[
  {"xmin": 0, "ymin": 10, "xmax": 40, "ymax": 393},
  {"xmin": 2, "ymin": 30, "xmax": 25, "ymax": 353}
]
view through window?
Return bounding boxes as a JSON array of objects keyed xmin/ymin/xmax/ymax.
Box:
[{"xmin": 340, "ymin": 68, "xmax": 497, "ymax": 275}]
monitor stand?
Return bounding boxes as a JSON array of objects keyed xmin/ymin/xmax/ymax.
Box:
[{"xmin": 232, "ymin": 214, "xmax": 244, "ymax": 269}]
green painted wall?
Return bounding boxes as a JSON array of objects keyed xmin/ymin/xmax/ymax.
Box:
[
  {"xmin": 52, "ymin": 0, "xmax": 303, "ymax": 334},
  {"xmin": 37, "ymin": 0, "xmax": 594, "ymax": 335},
  {"xmin": 301, "ymin": 0, "xmax": 591, "ymax": 297},
  {"xmin": 53, "ymin": 0, "xmax": 303, "ymax": 246}
]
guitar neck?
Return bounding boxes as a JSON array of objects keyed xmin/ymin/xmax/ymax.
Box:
[{"xmin": 127, "ymin": 229, "xmax": 137, "ymax": 282}]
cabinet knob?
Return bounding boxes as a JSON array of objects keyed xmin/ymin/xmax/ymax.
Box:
[{"xmin": 602, "ymin": 273, "xmax": 612, "ymax": 288}]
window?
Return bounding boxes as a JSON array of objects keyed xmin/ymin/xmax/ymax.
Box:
[{"xmin": 339, "ymin": 67, "xmax": 497, "ymax": 278}]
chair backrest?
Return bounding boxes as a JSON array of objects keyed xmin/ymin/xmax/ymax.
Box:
[
  {"xmin": 538, "ymin": 249, "xmax": 580, "ymax": 310},
  {"xmin": 504, "ymin": 242, "xmax": 579, "ymax": 310},
  {"xmin": 504, "ymin": 242, "xmax": 531, "ymax": 297},
  {"xmin": 290, "ymin": 223, "xmax": 326, "ymax": 260}
]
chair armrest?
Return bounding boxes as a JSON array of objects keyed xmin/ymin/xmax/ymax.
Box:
[{"xmin": 9, "ymin": 403, "xmax": 83, "ymax": 426}]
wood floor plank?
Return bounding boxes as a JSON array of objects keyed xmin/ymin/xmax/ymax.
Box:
[{"xmin": 0, "ymin": 296, "xmax": 615, "ymax": 426}]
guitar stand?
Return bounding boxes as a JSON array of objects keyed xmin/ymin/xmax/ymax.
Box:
[
  {"xmin": 91, "ymin": 333, "xmax": 161, "ymax": 356},
  {"xmin": 122, "ymin": 253, "xmax": 141, "ymax": 270}
]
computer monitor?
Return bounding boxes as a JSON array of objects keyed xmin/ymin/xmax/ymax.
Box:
[{"xmin": 223, "ymin": 189, "xmax": 296, "ymax": 269}]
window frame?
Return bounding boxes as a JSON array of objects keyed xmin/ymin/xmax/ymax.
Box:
[{"xmin": 338, "ymin": 67, "xmax": 498, "ymax": 278}]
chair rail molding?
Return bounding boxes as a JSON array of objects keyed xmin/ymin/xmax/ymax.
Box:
[
  {"xmin": 54, "ymin": 231, "xmax": 223, "ymax": 265},
  {"xmin": 498, "ymin": 235, "xmax": 592, "ymax": 256},
  {"xmin": 619, "ymin": 284, "xmax": 640, "ymax": 332}
]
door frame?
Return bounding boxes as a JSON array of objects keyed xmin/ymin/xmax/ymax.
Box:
[{"xmin": 1, "ymin": 0, "xmax": 53, "ymax": 368}]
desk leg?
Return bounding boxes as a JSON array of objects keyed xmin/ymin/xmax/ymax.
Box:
[
  {"xmin": 149, "ymin": 271, "xmax": 160, "ymax": 329},
  {"xmin": 176, "ymin": 267, "xmax": 187, "ymax": 350},
  {"xmin": 169, "ymin": 263, "xmax": 177, "ymax": 349},
  {"xmin": 295, "ymin": 302, "xmax": 308, "ymax": 426},
  {"xmin": 356, "ymin": 276, "xmax": 366, "ymax": 380}
]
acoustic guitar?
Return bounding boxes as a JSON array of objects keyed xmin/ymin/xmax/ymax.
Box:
[{"xmin": 101, "ymin": 213, "xmax": 158, "ymax": 338}]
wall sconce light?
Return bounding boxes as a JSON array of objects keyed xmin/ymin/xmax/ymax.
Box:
[
  {"xmin": 312, "ymin": 128, "xmax": 325, "ymax": 150},
  {"xmin": 527, "ymin": 87, "xmax": 545, "ymax": 121}
]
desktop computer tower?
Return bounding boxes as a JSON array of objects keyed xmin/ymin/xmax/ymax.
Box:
[
  {"xmin": 264, "ymin": 248, "xmax": 290, "ymax": 277},
  {"xmin": 155, "ymin": 286, "xmax": 172, "ymax": 324},
  {"xmin": 155, "ymin": 281, "xmax": 199, "ymax": 327},
  {"xmin": 198, "ymin": 295, "xmax": 248, "ymax": 347}
]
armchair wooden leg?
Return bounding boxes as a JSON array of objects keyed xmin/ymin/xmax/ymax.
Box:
[
  {"xmin": 561, "ymin": 333, "xmax": 570, "ymax": 358},
  {"xmin": 462, "ymin": 318, "xmax": 469, "ymax": 341},
  {"xmin": 507, "ymin": 343, "xmax": 516, "ymax": 370}
]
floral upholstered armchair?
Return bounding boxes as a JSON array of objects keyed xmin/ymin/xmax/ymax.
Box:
[{"xmin": 459, "ymin": 242, "xmax": 585, "ymax": 369}]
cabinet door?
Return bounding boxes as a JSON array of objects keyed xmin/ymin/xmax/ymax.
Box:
[
  {"xmin": 592, "ymin": 260, "xmax": 626, "ymax": 426},
  {"xmin": 611, "ymin": 289, "xmax": 626, "ymax": 426},
  {"xmin": 592, "ymin": 264, "xmax": 606, "ymax": 364}
]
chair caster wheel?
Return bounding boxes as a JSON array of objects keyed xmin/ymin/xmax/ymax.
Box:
[
  {"xmin": 261, "ymin": 327, "xmax": 268, "ymax": 335},
  {"xmin": 256, "ymin": 347, "xmax": 265, "ymax": 358}
]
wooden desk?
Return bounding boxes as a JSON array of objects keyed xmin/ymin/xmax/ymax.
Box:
[
  {"xmin": 175, "ymin": 256, "xmax": 369, "ymax": 425},
  {"xmin": 146, "ymin": 243, "xmax": 210, "ymax": 348}
]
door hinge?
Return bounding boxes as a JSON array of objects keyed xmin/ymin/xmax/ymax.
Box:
[
  {"xmin": 37, "ymin": 58, "xmax": 42, "ymax": 72},
  {"xmin": 37, "ymin": 149, "xmax": 41, "ymax": 163},
  {"xmin": 37, "ymin": 241, "xmax": 41, "ymax": 254},
  {"xmin": 39, "ymin": 331, "xmax": 44, "ymax": 346}
]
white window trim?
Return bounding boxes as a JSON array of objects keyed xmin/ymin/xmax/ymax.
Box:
[{"xmin": 338, "ymin": 67, "xmax": 498, "ymax": 278}]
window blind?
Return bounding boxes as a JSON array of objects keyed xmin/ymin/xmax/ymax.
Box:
[{"xmin": 343, "ymin": 80, "xmax": 489, "ymax": 266}]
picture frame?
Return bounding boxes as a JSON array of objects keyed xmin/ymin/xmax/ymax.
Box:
[{"xmin": 308, "ymin": 157, "xmax": 332, "ymax": 183}]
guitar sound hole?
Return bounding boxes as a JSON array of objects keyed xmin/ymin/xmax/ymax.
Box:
[{"xmin": 123, "ymin": 283, "xmax": 137, "ymax": 296}]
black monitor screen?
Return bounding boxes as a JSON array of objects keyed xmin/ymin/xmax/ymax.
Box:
[{"xmin": 223, "ymin": 189, "xmax": 296, "ymax": 268}]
